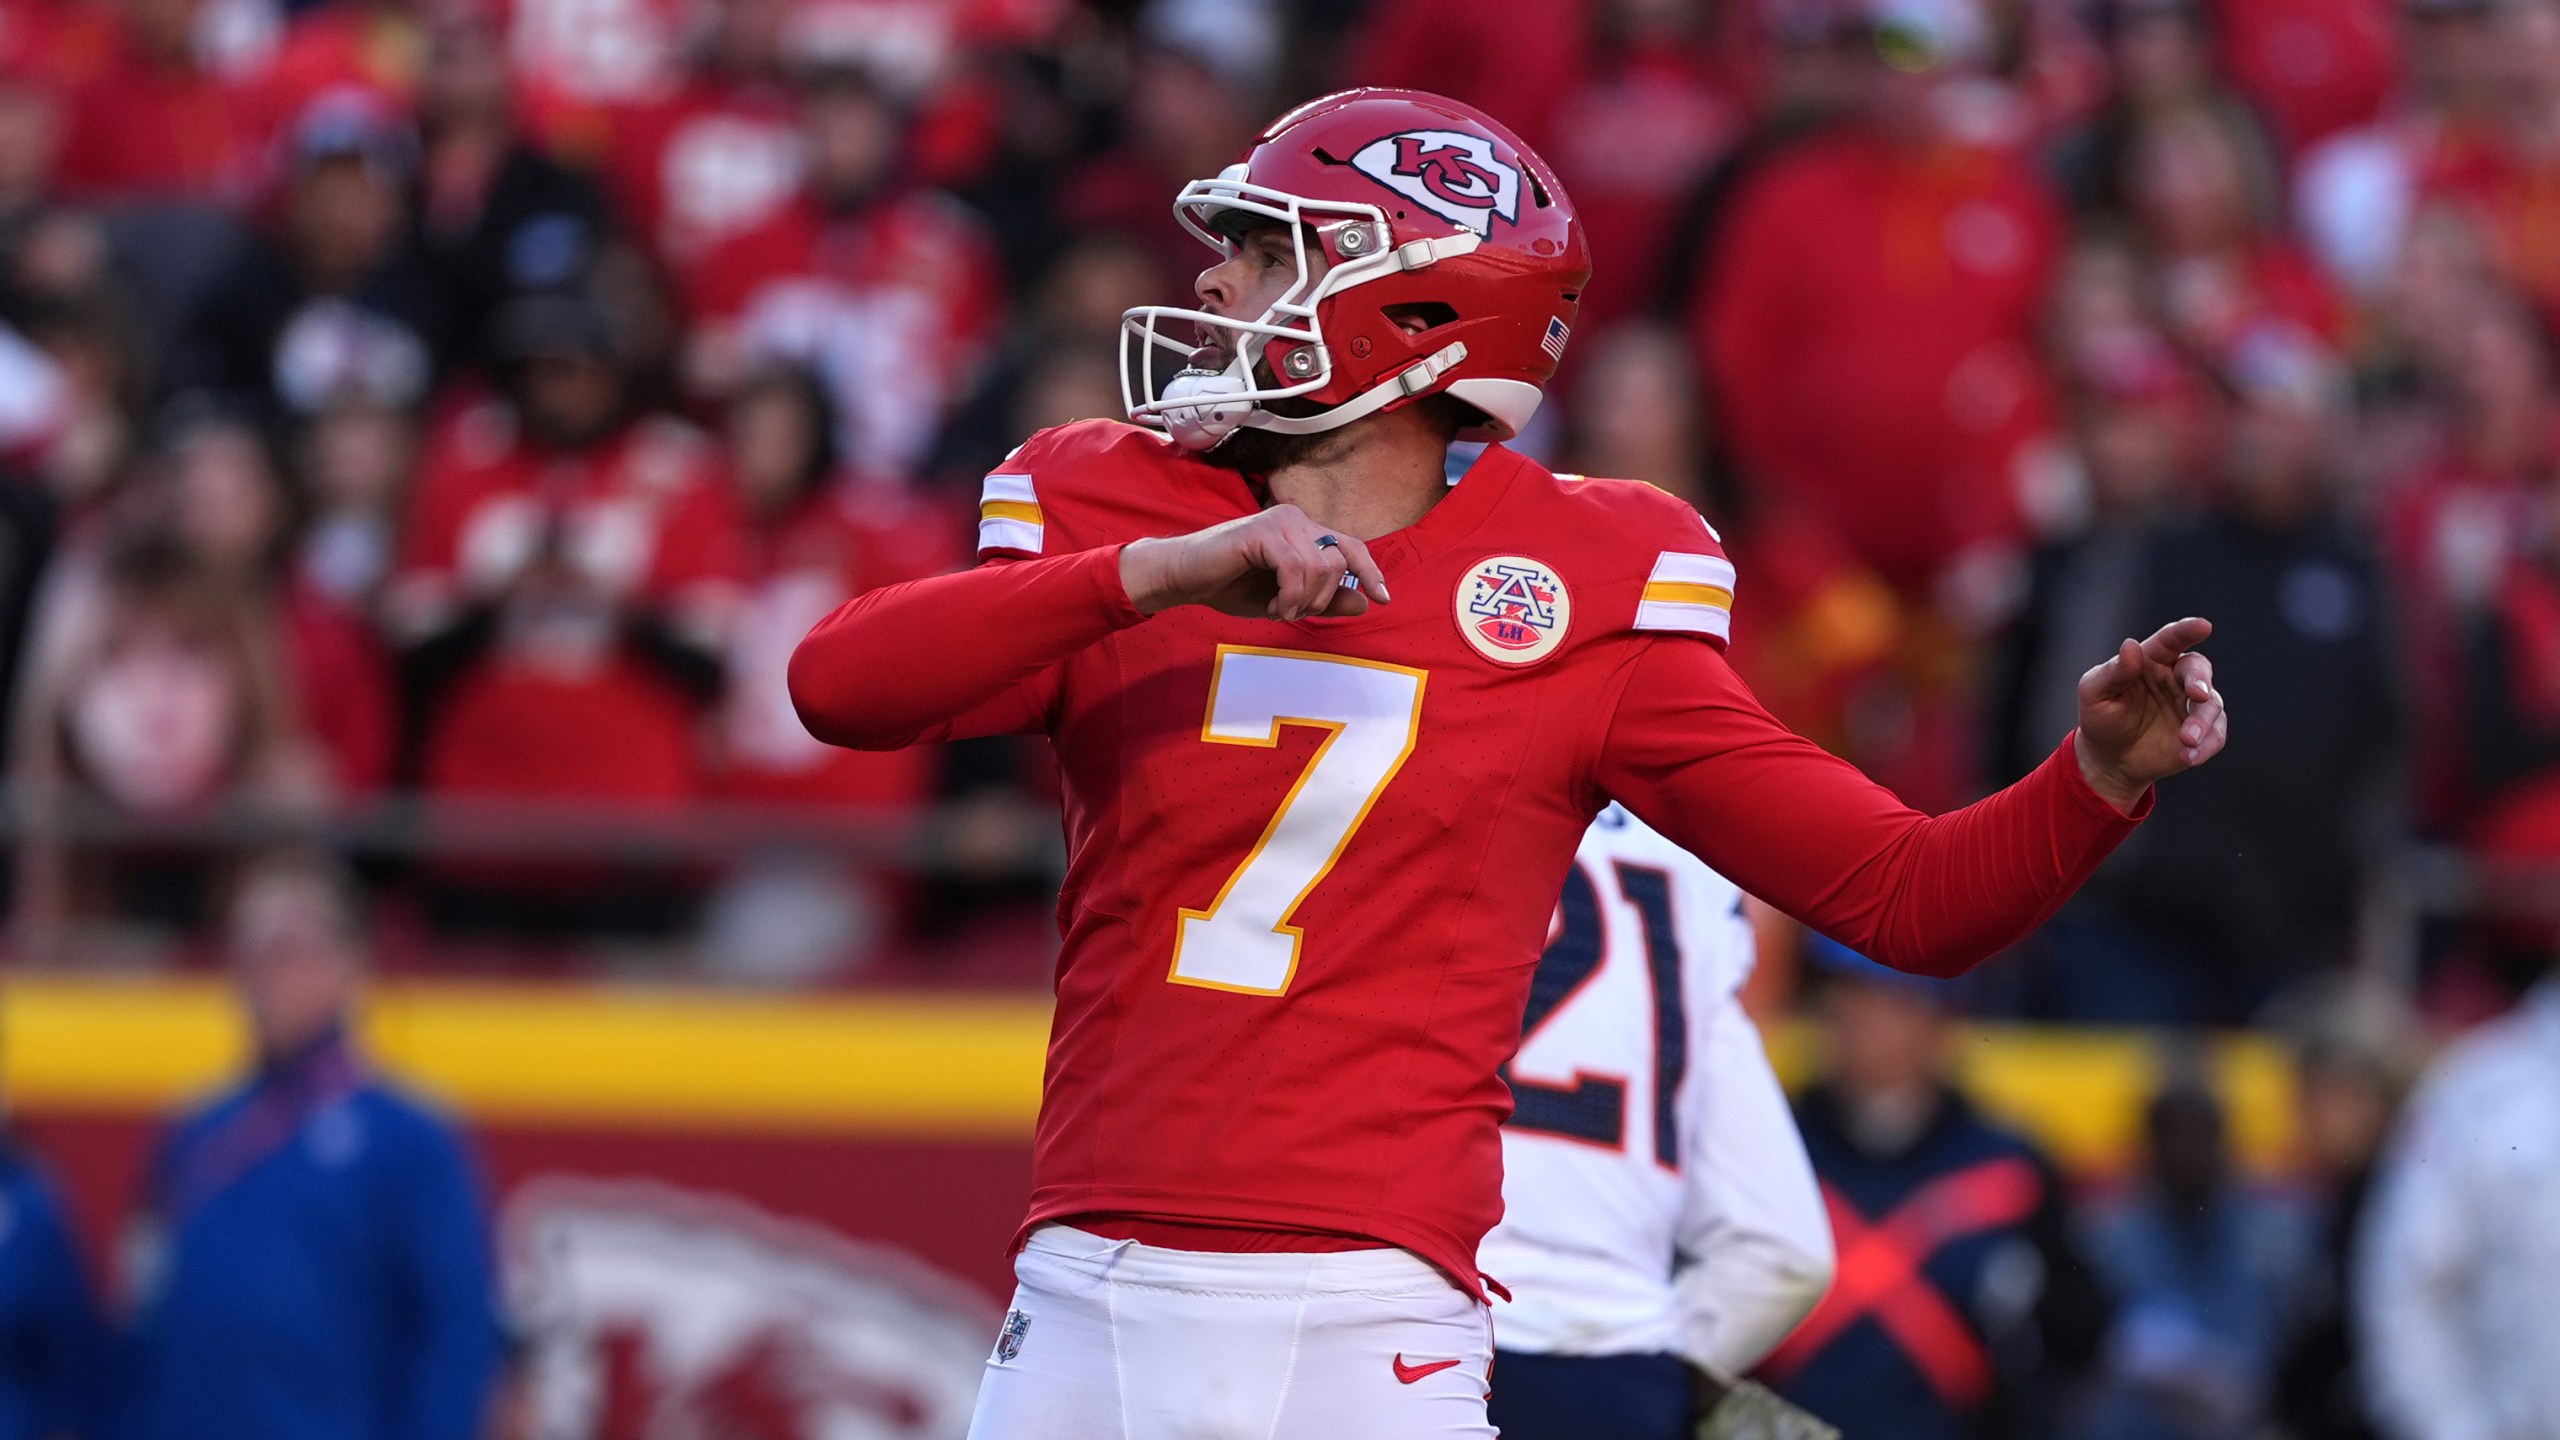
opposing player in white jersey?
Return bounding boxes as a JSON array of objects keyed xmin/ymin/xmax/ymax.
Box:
[{"xmin": 1483, "ymin": 803, "xmax": 1838, "ymax": 1440}]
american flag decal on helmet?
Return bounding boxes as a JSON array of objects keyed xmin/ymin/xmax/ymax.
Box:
[{"xmin": 1542, "ymin": 316, "xmax": 1570, "ymax": 361}]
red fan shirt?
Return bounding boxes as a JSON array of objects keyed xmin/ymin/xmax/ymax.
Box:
[
  {"xmin": 601, "ymin": 78, "xmax": 805, "ymax": 266},
  {"xmin": 1697, "ymin": 128, "xmax": 2062, "ymax": 593},
  {"xmin": 396, "ymin": 408, "xmax": 746, "ymax": 807},
  {"xmin": 682, "ymin": 189, "xmax": 1003, "ymax": 477},
  {"xmin": 720, "ymin": 483, "xmax": 965, "ymax": 811},
  {"xmin": 54, "ymin": 34, "xmax": 254, "ymax": 201},
  {"xmin": 790, "ymin": 420, "xmax": 2145, "ymax": 1292}
]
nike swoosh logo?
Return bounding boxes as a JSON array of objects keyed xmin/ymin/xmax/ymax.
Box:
[{"xmin": 1393, "ymin": 1354, "xmax": 1462, "ymax": 1385}]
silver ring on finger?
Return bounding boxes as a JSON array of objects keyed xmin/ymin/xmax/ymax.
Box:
[{"xmin": 1315, "ymin": 535, "xmax": 1340, "ymax": 550}]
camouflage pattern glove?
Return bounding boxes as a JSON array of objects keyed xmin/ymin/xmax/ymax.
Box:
[{"xmin": 1697, "ymin": 1378, "xmax": 1841, "ymax": 1440}]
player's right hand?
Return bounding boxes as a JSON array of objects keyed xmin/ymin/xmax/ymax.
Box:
[{"xmin": 1119, "ymin": 504, "xmax": 1393, "ymax": 622}]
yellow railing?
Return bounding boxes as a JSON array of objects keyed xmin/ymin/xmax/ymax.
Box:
[{"xmin": 0, "ymin": 976, "xmax": 2299, "ymax": 1174}]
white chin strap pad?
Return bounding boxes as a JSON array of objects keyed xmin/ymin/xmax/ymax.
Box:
[{"xmin": 1160, "ymin": 371, "xmax": 1253, "ymax": 451}]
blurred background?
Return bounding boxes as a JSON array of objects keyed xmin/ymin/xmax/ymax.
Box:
[{"xmin": 0, "ymin": 0, "xmax": 2555, "ymax": 1435}]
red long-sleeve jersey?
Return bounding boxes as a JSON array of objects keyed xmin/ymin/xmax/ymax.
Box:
[{"xmin": 790, "ymin": 420, "xmax": 2144, "ymax": 1291}]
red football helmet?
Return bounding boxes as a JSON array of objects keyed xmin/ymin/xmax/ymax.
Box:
[{"xmin": 1121, "ymin": 88, "xmax": 1591, "ymax": 450}]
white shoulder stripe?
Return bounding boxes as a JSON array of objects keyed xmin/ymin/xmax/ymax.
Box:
[
  {"xmin": 981, "ymin": 472, "xmax": 1037, "ymax": 505},
  {"xmin": 978, "ymin": 516, "xmax": 1044, "ymax": 554},
  {"xmin": 1634, "ymin": 599, "xmax": 1733, "ymax": 641},
  {"xmin": 1647, "ymin": 550, "xmax": 1736, "ymax": 590}
]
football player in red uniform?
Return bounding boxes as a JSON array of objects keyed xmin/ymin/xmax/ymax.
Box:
[{"xmin": 790, "ymin": 89, "xmax": 2227, "ymax": 1439}]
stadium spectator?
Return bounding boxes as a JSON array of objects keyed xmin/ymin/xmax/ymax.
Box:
[
  {"xmin": 700, "ymin": 364, "xmax": 964, "ymax": 982},
  {"xmin": 1056, "ymin": 3, "xmax": 1277, "ymax": 299},
  {"xmin": 1959, "ymin": 0, "xmax": 2106, "ymax": 141},
  {"xmin": 388, "ymin": 292, "xmax": 742, "ymax": 940},
  {"xmin": 1756, "ymin": 937, "xmax": 2109, "ymax": 1440},
  {"xmin": 2415, "ymin": 0, "xmax": 2560, "ymax": 337},
  {"xmin": 2115, "ymin": 99, "xmax": 2347, "ymax": 363},
  {"xmin": 118, "ymin": 854, "xmax": 503, "ymax": 1440},
  {"xmin": 2057, "ymin": 0, "xmax": 2243, "ymax": 215},
  {"xmin": 1989, "ymin": 320, "xmax": 2194, "ymax": 782},
  {"xmin": 290, "ymin": 395, "xmax": 415, "ymax": 614},
  {"xmin": 937, "ymin": 230, "xmax": 1161, "ymax": 483},
  {"xmin": 408, "ymin": 6, "xmax": 610, "ymax": 378},
  {"xmin": 2211, "ymin": 0, "xmax": 2399, "ymax": 158},
  {"xmin": 52, "ymin": 0, "xmax": 256, "ymax": 203},
  {"xmin": 1543, "ymin": 0, "xmax": 1756, "ymax": 326},
  {"xmin": 2376, "ymin": 290, "xmax": 2555, "ymax": 829},
  {"xmin": 9, "ymin": 532, "xmax": 310, "ymax": 958},
  {"xmin": 2356, "ymin": 960, "xmax": 2560, "ymax": 1440},
  {"xmin": 0, "ymin": 59, "xmax": 67, "ymax": 283},
  {"xmin": 1696, "ymin": 0, "xmax": 2061, "ymax": 604},
  {"xmin": 2294, "ymin": 0, "xmax": 2506, "ymax": 304},
  {"xmin": 1566, "ymin": 321, "xmax": 1719, "ymax": 513},
  {"xmin": 596, "ymin": 0, "xmax": 806, "ymax": 270},
  {"xmin": 2273, "ymin": 1009, "xmax": 2412, "ymax": 1440},
  {"xmin": 717, "ymin": 363, "xmax": 961, "ymax": 815},
  {"xmin": 947, "ymin": 47, "xmax": 1114, "ymax": 291},
  {"xmin": 2043, "ymin": 335, "xmax": 2400, "ymax": 1020},
  {"xmin": 0, "ymin": 1126, "xmax": 107, "ymax": 1440},
  {"xmin": 146, "ymin": 408, "xmax": 393, "ymax": 796},
  {"xmin": 13, "ymin": 290, "xmax": 148, "ymax": 512},
  {"xmin": 506, "ymin": 0, "xmax": 694, "ymax": 152},
  {"xmin": 2078, "ymin": 1078, "xmax": 2320, "ymax": 1440},
  {"xmin": 683, "ymin": 62, "xmax": 1004, "ymax": 479},
  {"xmin": 175, "ymin": 89, "xmax": 434, "ymax": 421},
  {"xmin": 236, "ymin": 0, "xmax": 430, "ymax": 137},
  {"xmin": 1346, "ymin": 0, "xmax": 1591, "ymax": 155}
]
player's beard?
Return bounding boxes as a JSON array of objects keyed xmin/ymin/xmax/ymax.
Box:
[{"xmin": 1200, "ymin": 421, "xmax": 1343, "ymax": 478}]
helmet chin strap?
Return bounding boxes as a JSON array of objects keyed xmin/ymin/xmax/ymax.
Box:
[
  {"xmin": 1139, "ymin": 228, "xmax": 1486, "ymax": 450},
  {"xmin": 1163, "ymin": 341, "xmax": 1472, "ymax": 451}
]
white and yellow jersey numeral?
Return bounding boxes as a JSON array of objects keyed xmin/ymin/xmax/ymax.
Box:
[{"xmin": 1170, "ymin": 647, "xmax": 1428, "ymax": 996}]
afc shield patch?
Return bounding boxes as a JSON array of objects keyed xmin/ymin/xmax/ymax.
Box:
[
  {"xmin": 994, "ymin": 1308, "xmax": 1032, "ymax": 1363},
  {"xmin": 1456, "ymin": 555, "xmax": 1572, "ymax": 666}
]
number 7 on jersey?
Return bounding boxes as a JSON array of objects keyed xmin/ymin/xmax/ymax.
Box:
[{"xmin": 1169, "ymin": 647, "xmax": 1428, "ymax": 996}]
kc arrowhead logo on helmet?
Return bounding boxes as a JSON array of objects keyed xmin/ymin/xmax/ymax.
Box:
[{"xmin": 1351, "ymin": 130, "xmax": 1522, "ymax": 236}]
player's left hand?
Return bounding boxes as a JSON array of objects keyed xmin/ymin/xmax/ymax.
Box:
[{"xmin": 2074, "ymin": 616, "xmax": 2226, "ymax": 814}]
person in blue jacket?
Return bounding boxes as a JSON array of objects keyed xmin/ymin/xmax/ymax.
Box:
[
  {"xmin": 0, "ymin": 1131, "xmax": 106, "ymax": 1440},
  {"xmin": 120, "ymin": 855, "xmax": 502, "ymax": 1440},
  {"xmin": 1754, "ymin": 937, "xmax": 2112, "ymax": 1440}
]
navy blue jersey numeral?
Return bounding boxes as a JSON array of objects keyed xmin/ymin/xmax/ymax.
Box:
[
  {"xmin": 1613, "ymin": 863, "xmax": 1689, "ymax": 1170},
  {"xmin": 1505, "ymin": 863, "xmax": 1627, "ymax": 1148},
  {"xmin": 1503, "ymin": 859, "xmax": 1692, "ymax": 1169}
]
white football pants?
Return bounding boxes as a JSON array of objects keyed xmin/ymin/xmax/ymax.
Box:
[{"xmin": 965, "ymin": 1224, "xmax": 1498, "ymax": 1440}]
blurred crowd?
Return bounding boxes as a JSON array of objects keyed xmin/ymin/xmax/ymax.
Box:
[
  {"xmin": 0, "ymin": 0, "xmax": 2557, "ymax": 1015},
  {"xmin": 10, "ymin": 2, "xmax": 2560, "ymax": 1434}
]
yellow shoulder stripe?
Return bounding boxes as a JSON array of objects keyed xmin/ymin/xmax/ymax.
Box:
[{"xmin": 1641, "ymin": 580, "xmax": 1734, "ymax": 610}]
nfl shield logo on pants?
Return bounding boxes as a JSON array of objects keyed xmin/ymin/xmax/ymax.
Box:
[{"xmin": 994, "ymin": 1309, "xmax": 1031, "ymax": 1363}]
